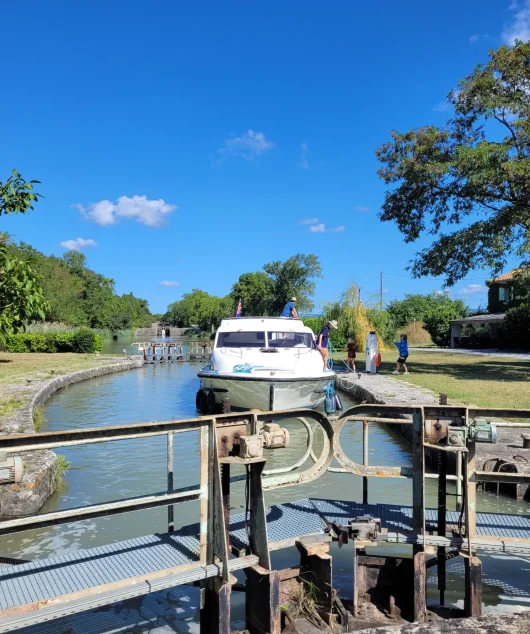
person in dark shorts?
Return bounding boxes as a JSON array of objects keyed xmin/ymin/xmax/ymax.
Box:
[
  {"xmin": 317, "ymin": 320, "xmax": 338, "ymax": 371},
  {"xmin": 393, "ymin": 334, "xmax": 409, "ymax": 374},
  {"xmin": 346, "ymin": 337, "xmax": 358, "ymax": 372}
]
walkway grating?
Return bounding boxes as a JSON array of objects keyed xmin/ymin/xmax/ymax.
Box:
[{"xmin": 1, "ymin": 498, "xmax": 530, "ymax": 632}]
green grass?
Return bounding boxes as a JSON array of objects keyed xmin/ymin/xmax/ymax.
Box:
[
  {"xmin": 0, "ymin": 352, "xmax": 121, "ymax": 386},
  {"xmin": 33, "ymin": 406, "xmax": 46, "ymax": 432},
  {"xmin": 55, "ymin": 455, "xmax": 70, "ymax": 489},
  {"xmin": 335, "ymin": 350, "xmax": 530, "ymax": 410},
  {"xmin": 0, "ymin": 398, "xmax": 23, "ymax": 417}
]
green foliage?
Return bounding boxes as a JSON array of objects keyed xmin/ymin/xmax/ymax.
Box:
[
  {"xmin": 423, "ymin": 300, "xmax": 468, "ymax": 347},
  {"xmin": 0, "ymin": 398, "xmax": 23, "ymax": 418},
  {"xmin": 503, "ymin": 304, "xmax": 530, "ymax": 350},
  {"xmin": 0, "ymin": 169, "xmax": 41, "ymax": 217},
  {"xmin": 387, "ymin": 292, "xmax": 468, "ymax": 328},
  {"xmin": 55, "ymin": 455, "xmax": 70, "ymax": 489},
  {"xmin": 3, "ymin": 331, "xmax": 102, "ymax": 353},
  {"xmin": 164, "ymin": 289, "xmax": 232, "ymax": 332},
  {"xmin": 230, "ymin": 271, "xmax": 274, "ymax": 316},
  {"xmin": 264, "ymin": 254, "xmax": 322, "ymax": 314},
  {"xmin": 376, "ymin": 42, "xmax": 530, "ymax": 285},
  {"xmin": 33, "ymin": 406, "xmax": 46, "ymax": 432},
  {"xmin": 0, "ymin": 240, "xmax": 49, "ymax": 343},
  {"xmin": 71, "ymin": 330, "xmax": 103, "ymax": 353},
  {"xmin": 8, "ymin": 241, "xmax": 154, "ymax": 331}
]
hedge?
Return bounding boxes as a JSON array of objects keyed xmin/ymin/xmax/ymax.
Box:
[
  {"xmin": 503, "ymin": 304, "xmax": 530, "ymax": 350},
  {"xmin": 3, "ymin": 330, "xmax": 103, "ymax": 354}
]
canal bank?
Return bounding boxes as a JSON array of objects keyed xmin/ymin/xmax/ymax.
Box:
[{"xmin": 0, "ymin": 353, "xmax": 144, "ymax": 518}]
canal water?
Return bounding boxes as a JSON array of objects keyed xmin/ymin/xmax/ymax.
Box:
[{"xmin": 2, "ymin": 357, "xmax": 530, "ymax": 632}]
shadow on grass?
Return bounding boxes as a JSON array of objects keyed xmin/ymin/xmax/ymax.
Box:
[{"xmin": 376, "ymin": 359, "xmax": 530, "ymax": 383}]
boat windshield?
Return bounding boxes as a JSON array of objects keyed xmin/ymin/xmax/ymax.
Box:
[
  {"xmin": 217, "ymin": 331, "xmax": 265, "ymax": 348},
  {"xmin": 267, "ymin": 332, "xmax": 314, "ymax": 348}
]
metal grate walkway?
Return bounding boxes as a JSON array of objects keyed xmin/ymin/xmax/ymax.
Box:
[{"xmin": 1, "ymin": 498, "xmax": 530, "ymax": 632}]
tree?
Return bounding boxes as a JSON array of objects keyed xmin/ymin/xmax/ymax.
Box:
[
  {"xmin": 230, "ymin": 272, "xmax": 274, "ymax": 316},
  {"xmin": 376, "ymin": 42, "xmax": 530, "ymax": 286},
  {"xmin": 0, "ymin": 239, "xmax": 48, "ymax": 341},
  {"xmin": 164, "ymin": 289, "xmax": 232, "ymax": 332},
  {"xmin": 264, "ymin": 254, "xmax": 322, "ymax": 314},
  {"xmin": 1, "ymin": 170, "xmax": 41, "ymax": 216},
  {"xmin": 387, "ymin": 292, "xmax": 468, "ymax": 328},
  {"xmin": 0, "ymin": 171, "xmax": 48, "ymax": 342},
  {"xmin": 423, "ymin": 300, "xmax": 468, "ymax": 347}
]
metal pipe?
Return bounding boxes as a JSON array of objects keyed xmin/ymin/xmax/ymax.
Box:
[
  {"xmin": 0, "ymin": 487, "xmax": 201, "ymax": 535},
  {"xmin": 456, "ymin": 453, "xmax": 463, "ymax": 512},
  {"xmin": 167, "ymin": 433, "xmax": 174, "ymax": 532},
  {"xmin": 0, "ymin": 419, "xmax": 210, "ymax": 452},
  {"xmin": 363, "ymin": 420, "xmax": 368, "ymax": 504}
]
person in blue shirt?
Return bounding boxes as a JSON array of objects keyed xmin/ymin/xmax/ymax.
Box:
[
  {"xmin": 280, "ymin": 297, "xmax": 299, "ymax": 318},
  {"xmin": 393, "ymin": 334, "xmax": 409, "ymax": 374}
]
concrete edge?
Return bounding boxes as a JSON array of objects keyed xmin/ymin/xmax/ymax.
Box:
[{"xmin": 0, "ymin": 356, "xmax": 145, "ymax": 517}]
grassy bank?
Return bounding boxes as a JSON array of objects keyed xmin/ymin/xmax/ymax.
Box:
[
  {"xmin": 335, "ymin": 350, "xmax": 530, "ymax": 410},
  {"xmin": 0, "ymin": 352, "xmax": 121, "ymax": 386}
]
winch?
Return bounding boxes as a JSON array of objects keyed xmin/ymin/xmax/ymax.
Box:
[{"xmin": 0, "ymin": 452, "xmax": 23, "ymax": 484}]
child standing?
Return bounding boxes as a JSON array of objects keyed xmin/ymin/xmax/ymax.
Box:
[
  {"xmin": 393, "ymin": 334, "xmax": 409, "ymax": 374},
  {"xmin": 346, "ymin": 338, "xmax": 358, "ymax": 372}
]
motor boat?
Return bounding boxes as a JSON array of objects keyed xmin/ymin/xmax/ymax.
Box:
[{"xmin": 196, "ymin": 317, "xmax": 335, "ymax": 412}]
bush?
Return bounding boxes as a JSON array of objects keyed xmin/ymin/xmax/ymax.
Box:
[
  {"xmin": 423, "ymin": 303, "xmax": 466, "ymax": 347},
  {"xmin": 2, "ymin": 331, "xmax": 102, "ymax": 353},
  {"xmin": 71, "ymin": 330, "xmax": 102, "ymax": 353},
  {"xmin": 503, "ymin": 304, "xmax": 530, "ymax": 350}
]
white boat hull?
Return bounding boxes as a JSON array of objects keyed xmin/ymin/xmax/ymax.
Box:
[{"xmin": 197, "ymin": 373, "xmax": 333, "ymax": 411}]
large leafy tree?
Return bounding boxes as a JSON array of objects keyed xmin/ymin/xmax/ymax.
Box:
[
  {"xmin": 264, "ymin": 254, "xmax": 322, "ymax": 314},
  {"xmin": 230, "ymin": 272, "xmax": 274, "ymax": 316},
  {"xmin": 164, "ymin": 289, "xmax": 232, "ymax": 332},
  {"xmin": 387, "ymin": 292, "xmax": 468, "ymax": 328},
  {"xmin": 0, "ymin": 171, "xmax": 48, "ymax": 342},
  {"xmin": 376, "ymin": 41, "xmax": 530, "ymax": 286}
]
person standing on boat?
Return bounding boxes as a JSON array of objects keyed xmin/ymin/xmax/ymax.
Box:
[
  {"xmin": 280, "ymin": 297, "xmax": 299, "ymax": 318},
  {"xmin": 317, "ymin": 320, "xmax": 338, "ymax": 371}
]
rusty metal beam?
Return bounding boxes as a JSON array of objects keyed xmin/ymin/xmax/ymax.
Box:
[
  {"xmin": 464, "ymin": 555, "xmax": 482, "ymax": 618},
  {"xmin": 476, "ymin": 471, "xmax": 530, "ymax": 484},
  {"xmin": 0, "ymin": 486, "xmax": 201, "ymax": 535},
  {"xmin": 245, "ymin": 565, "xmax": 281, "ymax": 634}
]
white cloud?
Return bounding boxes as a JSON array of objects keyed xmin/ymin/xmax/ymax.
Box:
[
  {"xmin": 298, "ymin": 142, "xmax": 310, "ymax": 169},
  {"xmin": 503, "ymin": 0, "xmax": 530, "ymax": 44},
  {"xmin": 433, "ymin": 101, "xmax": 450, "ymax": 112},
  {"xmin": 218, "ymin": 130, "xmax": 275, "ymax": 162},
  {"xmin": 469, "ymin": 33, "xmax": 489, "ymax": 43},
  {"xmin": 159, "ymin": 281, "xmax": 180, "ymax": 287},
  {"xmin": 458, "ymin": 284, "xmax": 487, "ymax": 295},
  {"xmin": 354, "ymin": 205, "xmax": 369, "ymax": 213},
  {"xmin": 74, "ymin": 195, "xmax": 177, "ymax": 227},
  {"xmin": 309, "ymin": 223, "xmax": 345, "ymax": 233},
  {"xmin": 300, "ymin": 217, "xmax": 320, "ymax": 225},
  {"xmin": 60, "ymin": 238, "xmax": 98, "ymax": 251},
  {"xmin": 383, "ymin": 288, "xmax": 389, "ymax": 293}
]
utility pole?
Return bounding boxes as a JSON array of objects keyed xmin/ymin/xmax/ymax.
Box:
[{"xmin": 379, "ymin": 271, "xmax": 383, "ymax": 310}]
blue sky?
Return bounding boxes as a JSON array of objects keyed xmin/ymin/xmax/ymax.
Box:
[{"xmin": 0, "ymin": 0, "xmax": 526, "ymax": 314}]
